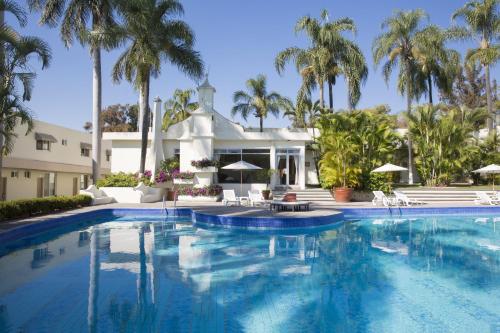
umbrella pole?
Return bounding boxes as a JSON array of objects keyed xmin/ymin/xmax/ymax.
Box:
[{"xmin": 240, "ymin": 170, "xmax": 243, "ymax": 197}]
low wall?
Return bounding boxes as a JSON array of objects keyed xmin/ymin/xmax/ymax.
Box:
[
  {"xmin": 177, "ymin": 195, "xmax": 220, "ymax": 202},
  {"xmin": 220, "ymin": 183, "xmax": 267, "ymax": 197},
  {"xmin": 100, "ymin": 187, "xmax": 164, "ymax": 203}
]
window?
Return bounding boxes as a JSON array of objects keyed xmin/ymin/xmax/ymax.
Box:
[
  {"xmin": 174, "ymin": 148, "xmax": 180, "ymax": 160},
  {"xmin": 106, "ymin": 150, "xmax": 111, "ymax": 162},
  {"xmin": 61, "ymin": 139, "xmax": 68, "ymax": 146},
  {"xmin": 80, "ymin": 174, "xmax": 89, "ymax": 190},
  {"xmin": 81, "ymin": 148, "xmax": 90, "ymax": 157},
  {"xmin": 215, "ymin": 149, "xmax": 270, "ymax": 184},
  {"xmin": 36, "ymin": 140, "xmax": 51, "ymax": 151},
  {"xmin": 10, "ymin": 171, "xmax": 18, "ymax": 178},
  {"xmin": 43, "ymin": 172, "xmax": 56, "ymax": 196},
  {"xmin": 24, "ymin": 171, "xmax": 31, "ymax": 178}
]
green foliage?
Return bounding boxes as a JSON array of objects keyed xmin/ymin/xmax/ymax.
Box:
[
  {"xmin": 407, "ymin": 104, "xmax": 487, "ymax": 186},
  {"xmin": 367, "ymin": 173, "xmax": 393, "ymax": 193},
  {"xmin": 162, "ymin": 89, "xmax": 198, "ymax": 130},
  {"xmin": 318, "ymin": 107, "xmax": 400, "ymax": 189},
  {"xmin": 0, "ymin": 195, "xmax": 92, "ymax": 221},
  {"xmin": 159, "ymin": 157, "xmax": 180, "ymax": 173},
  {"xmin": 96, "ymin": 172, "xmax": 152, "ymax": 187}
]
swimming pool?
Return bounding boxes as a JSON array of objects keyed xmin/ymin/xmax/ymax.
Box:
[{"xmin": 0, "ymin": 211, "xmax": 499, "ymax": 332}]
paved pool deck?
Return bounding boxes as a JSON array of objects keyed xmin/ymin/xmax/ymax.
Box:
[{"xmin": 0, "ymin": 200, "xmax": 489, "ymax": 233}]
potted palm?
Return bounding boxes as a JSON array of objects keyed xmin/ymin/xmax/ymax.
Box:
[
  {"xmin": 319, "ymin": 130, "xmax": 360, "ymax": 202},
  {"xmin": 261, "ymin": 169, "xmax": 276, "ymax": 200}
]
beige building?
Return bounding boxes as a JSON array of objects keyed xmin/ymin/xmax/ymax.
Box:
[{"xmin": 2, "ymin": 120, "xmax": 111, "ymax": 200}]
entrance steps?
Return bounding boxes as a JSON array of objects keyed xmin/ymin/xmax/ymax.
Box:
[{"xmin": 272, "ymin": 188, "xmax": 334, "ymax": 205}]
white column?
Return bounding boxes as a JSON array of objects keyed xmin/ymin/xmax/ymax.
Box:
[
  {"xmin": 299, "ymin": 145, "xmax": 306, "ymax": 189},
  {"xmin": 270, "ymin": 143, "xmax": 276, "ymax": 189},
  {"xmin": 146, "ymin": 97, "xmax": 164, "ymax": 179}
]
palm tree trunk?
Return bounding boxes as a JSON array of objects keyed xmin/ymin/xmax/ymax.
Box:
[
  {"xmin": 427, "ymin": 74, "xmax": 433, "ymax": 105},
  {"xmin": 328, "ymin": 77, "xmax": 333, "ymax": 110},
  {"xmin": 406, "ymin": 63, "xmax": 414, "ymax": 185},
  {"xmin": 319, "ymin": 79, "xmax": 325, "ymax": 108},
  {"xmin": 139, "ymin": 75, "xmax": 150, "ymax": 174},
  {"xmin": 91, "ymin": 46, "xmax": 102, "ymax": 183},
  {"xmin": 259, "ymin": 115, "xmax": 263, "ymax": 132},
  {"xmin": 485, "ymin": 64, "xmax": 494, "ymax": 131},
  {"xmin": 0, "ymin": 9, "xmax": 4, "ymax": 201}
]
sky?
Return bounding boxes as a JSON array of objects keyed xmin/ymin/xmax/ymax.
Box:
[{"xmin": 12, "ymin": 0, "xmax": 500, "ymax": 131}]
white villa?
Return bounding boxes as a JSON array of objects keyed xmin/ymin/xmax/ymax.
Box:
[{"xmin": 104, "ymin": 78, "xmax": 320, "ymax": 193}]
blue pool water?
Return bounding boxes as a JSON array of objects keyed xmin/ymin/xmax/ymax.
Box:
[{"xmin": 0, "ymin": 213, "xmax": 499, "ymax": 332}]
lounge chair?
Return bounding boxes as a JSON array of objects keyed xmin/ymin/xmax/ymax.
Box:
[
  {"xmin": 222, "ymin": 190, "xmax": 243, "ymax": 206},
  {"xmin": 372, "ymin": 191, "xmax": 394, "ymax": 206},
  {"xmin": 80, "ymin": 185, "xmax": 114, "ymax": 205},
  {"xmin": 394, "ymin": 191, "xmax": 424, "ymax": 206},
  {"xmin": 134, "ymin": 182, "xmax": 163, "ymax": 203},
  {"xmin": 474, "ymin": 191, "xmax": 500, "ymax": 205},
  {"xmin": 248, "ymin": 190, "xmax": 267, "ymax": 207}
]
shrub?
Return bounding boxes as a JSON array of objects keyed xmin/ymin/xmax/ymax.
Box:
[
  {"xmin": 191, "ymin": 158, "xmax": 220, "ymax": 169},
  {"xmin": 171, "ymin": 170, "xmax": 194, "ymax": 179},
  {"xmin": 160, "ymin": 157, "xmax": 180, "ymax": 173},
  {"xmin": 0, "ymin": 194, "xmax": 92, "ymax": 221},
  {"xmin": 177, "ymin": 185, "xmax": 223, "ymax": 197},
  {"xmin": 97, "ymin": 172, "xmax": 152, "ymax": 187},
  {"xmin": 367, "ymin": 173, "xmax": 392, "ymax": 193}
]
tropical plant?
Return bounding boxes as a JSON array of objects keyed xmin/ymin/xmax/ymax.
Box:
[
  {"xmin": 441, "ymin": 62, "xmax": 488, "ymax": 109},
  {"xmin": 0, "ymin": 0, "xmax": 51, "ymax": 200},
  {"xmin": 177, "ymin": 184, "xmax": 222, "ymax": 197},
  {"xmin": 191, "ymin": 158, "xmax": 219, "ymax": 169},
  {"xmin": 452, "ymin": 0, "xmax": 500, "ymax": 130},
  {"xmin": 413, "ymin": 25, "xmax": 461, "ymax": 104},
  {"xmin": 96, "ymin": 172, "xmax": 152, "ymax": 187},
  {"xmin": 317, "ymin": 107, "xmax": 400, "ymax": 190},
  {"xmin": 372, "ymin": 9, "xmax": 430, "ymax": 184},
  {"xmin": 407, "ymin": 104, "xmax": 487, "ymax": 186},
  {"xmin": 231, "ymin": 74, "xmax": 290, "ymax": 132},
  {"xmin": 294, "ymin": 9, "xmax": 368, "ymax": 109},
  {"xmin": 112, "ymin": 0, "xmax": 204, "ymax": 175},
  {"xmin": 162, "ymin": 88, "xmax": 198, "ymax": 130},
  {"xmin": 29, "ymin": 0, "xmax": 118, "ymax": 182}
]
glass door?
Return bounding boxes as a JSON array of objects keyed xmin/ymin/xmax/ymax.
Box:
[{"xmin": 276, "ymin": 149, "xmax": 300, "ymax": 187}]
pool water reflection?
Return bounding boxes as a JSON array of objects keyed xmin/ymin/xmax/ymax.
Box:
[{"xmin": 0, "ymin": 215, "xmax": 499, "ymax": 332}]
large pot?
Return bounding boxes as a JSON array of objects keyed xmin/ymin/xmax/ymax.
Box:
[
  {"xmin": 334, "ymin": 187, "xmax": 353, "ymax": 202},
  {"xmin": 262, "ymin": 190, "xmax": 271, "ymax": 200}
]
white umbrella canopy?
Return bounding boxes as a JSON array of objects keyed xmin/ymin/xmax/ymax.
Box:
[
  {"xmin": 473, "ymin": 164, "xmax": 500, "ymax": 190},
  {"xmin": 371, "ymin": 163, "xmax": 408, "ymax": 173},
  {"xmin": 222, "ymin": 160, "xmax": 262, "ymax": 196}
]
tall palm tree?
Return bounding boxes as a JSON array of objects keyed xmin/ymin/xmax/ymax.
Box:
[
  {"xmin": 29, "ymin": 0, "xmax": 117, "ymax": 183},
  {"xmin": 0, "ymin": 1, "xmax": 51, "ymax": 200},
  {"xmin": 162, "ymin": 88, "xmax": 197, "ymax": 130},
  {"xmin": 452, "ymin": 0, "xmax": 500, "ymax": 130},
  {"xmin": 231, "ymin": 74, "xmax": 290, "ymax": 132},
  {"xmin": 294, "ymin": 10, "xmax": 368, "ymax": 109},
  {"xmin": 113, "ymin": 0, "xmax": 203, "ymax": 174},
  {"xmin": 414, "ymin": 25, "xmax": 461, "ymax": 104},
  {"xmin": 372, "ymin": 9, "xmax": 429, "ymax": 184}
]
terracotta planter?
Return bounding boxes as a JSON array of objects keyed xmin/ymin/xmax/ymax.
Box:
[
  {"xmin": 283, "ymin": 193, "xmax": 297, "ymax": 202},
  {"xmin": 334, "ymin": 187, "xmax": 353, "ymax": 202},
  {"xmin": 262, "ymin": 190, "xmax": 271, "ymax": 200},
  {"xmin": 166, "ymin": 189, "xmax": 176, "ymax": 201}
]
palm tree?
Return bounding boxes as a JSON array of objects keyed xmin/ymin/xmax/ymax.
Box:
[
  {"xmin": 452, "ymin": 0, "xmax": 500, "ymax": 130},
  {"xmin": 112, "ymin": 0, "xmax": 203, "ymax": 174},
  {"xmin": 162, "ymin": 89, "xmax": 198, "ymax": 130},
  {"xmin": 414, "ymin": 25, "xmax": 461, "ymax": 104},
  {"xmin": 294, "ymin": 10, "xmax": 368, "ymax": 109},
  {"xmin": 0, "ymin": 1, "xmax": 51, "ymax": 199},
  {"xmin": 231, "ymin": 74, "xmax": 290, "ymax": 132},
  {"xmin": 372, "ymin": 9, "xmax": 429, "ymax": 184},
  {"xmin": 29, "ymin": 0, "xmax": 117, "ymax": 183}
]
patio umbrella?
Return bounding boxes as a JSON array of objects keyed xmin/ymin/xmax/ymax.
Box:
[
  {"xmin": 371, "ymin": 163, "xmax": 408, "ymax": 192},
  {"xmin": 222, "ymin": 160, "xmax": 262, "ymax": 196},
  {"xmin": 473, "ymin": 164, "xmax": 500, "ymax": 190}
]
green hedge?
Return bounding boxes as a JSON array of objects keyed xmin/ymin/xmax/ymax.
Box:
[{"xmin": 0, "ymin": 194, "xmax": 92, "ymax": 221}]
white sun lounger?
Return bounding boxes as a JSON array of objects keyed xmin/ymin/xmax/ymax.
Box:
[
  {"xmin": 394, "ymin": 191, "xmax": 424, "ymax": 206},
  {"xmin": 222, "ymin": 190, "xmax": 246, "ymax": 206},
  {"xmin": 474, "ymin": 191, "xmax": 500, "ymax": 205},
  {"xmin": 372, "ymin": 191, "xmax": 394, "ymax": 206},
  {"xmin": 248, "ymin": 190, "xmax": 268, "ymax": 206}
]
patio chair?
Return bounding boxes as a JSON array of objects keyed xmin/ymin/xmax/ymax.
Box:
[
  {"xmin": 372, "ymin": 191, "xmax": 394, "ymax": 206},
  {"xmin": 248, "ymin": 190, "xmax": 267, "ymax": 207},
  {"xmin": 222, "ymin": 190, "xmax": 242, "ymax": 206},
  {"xmin": 394, "ymin": 191, "xmax": 424, "ymax": 206},
  {"xmin": 80, "ymin": 185, "xmax": 114, "ymax": 205},
  {"xmin": 474, "ymin": 191, "xmax": 500, "ymax": 205}
]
